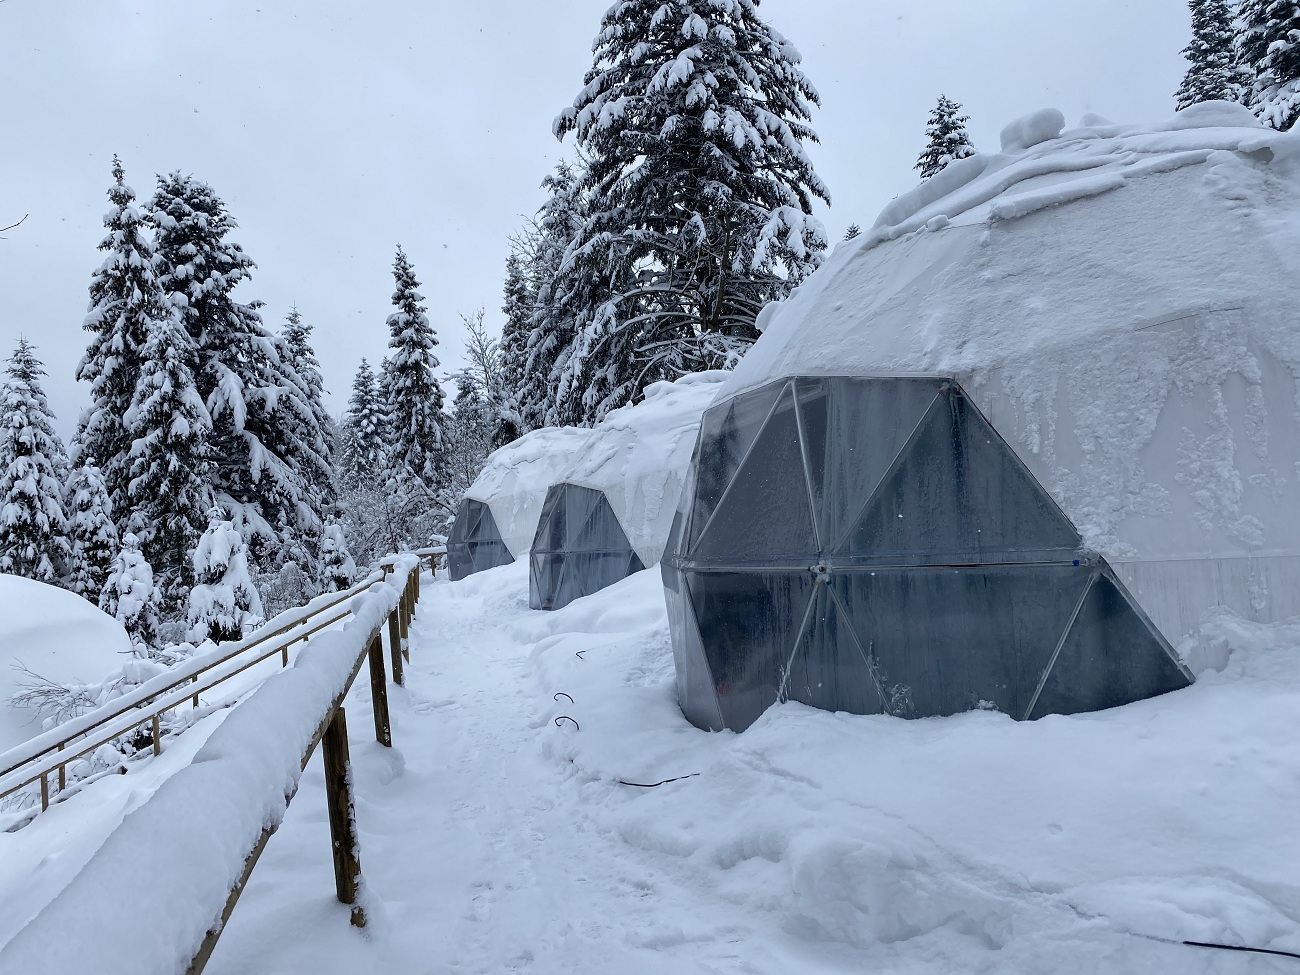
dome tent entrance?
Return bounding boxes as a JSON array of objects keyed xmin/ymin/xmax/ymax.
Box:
[
  {"xmin": 446, "ymin": 497, "xmax": 514, "ymax": 581},
  {"xmin": 663, "ymin": 375, "xmax": 1192, "ymax": 733},
  {"xmin": 529, "ymin": 483, "xmax": 645, "ymax": 611}
]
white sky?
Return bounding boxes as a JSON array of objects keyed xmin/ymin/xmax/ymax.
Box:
[{"xmin": 1, "ymin": 0, "xmax": 1190, "ymax": 439}]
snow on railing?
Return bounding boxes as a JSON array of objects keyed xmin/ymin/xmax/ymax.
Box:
[
  {"xmin": 0, "ymin": 555, "xmax": 424, "ymax": 975},
  {"xmin": 0, "ymin": 569, "xmax": 394, "ymax": 814}
]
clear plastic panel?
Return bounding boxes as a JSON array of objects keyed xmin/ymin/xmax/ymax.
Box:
[
  {"xmin": 816, "ymin": 377, "xmax": 943, "ymax": 547},
  {"xmin": 782, "ymin": 585, "xmax": 887, "ymax": 717},
  {"xmin": 550, "ymin": 552, "xmax": 636, "ymax": 607},
  {"xmin": 571, "ymin": 492, "xmax": 629, "ymax": 553},
  {"xmin": 832, "ymin": 564, "xmax": 1093, "ymax": 718},
  {"xmin": 685, "ymin": 568, "xmax": 815, "ymax": 732},
  {"xmin": 1028, "ymin": 571, "xmax": 1192, "ymax": 719},
  {"xmin": 563, "ymin": 484, "xmax": 603, "ymax": 547},
  {"xmin": 688, "ymin": 379, "xmax": 788, "ymax": 551},
  {"xmin": 692, "ymin": 383, "xmax": 817, "ymax": 562},
  {"xmin": 841, "ymin": 386, "xmax": 1081, "ymax": 562},
  {"xmin": 662, "ymin": 562, "xmax": 726, "ymax": 731},
  {"xmin": 532, "ymin": 485, "xmax": 567, "ymax": 555},
  {"xmin": 529, "ymin": 553, "xmax": 565, "ymax": 610}
]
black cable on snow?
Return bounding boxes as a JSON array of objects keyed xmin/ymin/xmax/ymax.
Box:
[
  {"xmin": 1182, "ymin": 940, "xmax": 1300, "ymax": 961},
  {"xmin": 617, "ymin": 773, "xmax": 701, "ymax": 788},
  {"xmin": 553, "ymin": 692, "xmax": 574, "ymax": 704},
  {"xmin": 553, "ymin": 715, "xmax": 580, "ymax": 731}
]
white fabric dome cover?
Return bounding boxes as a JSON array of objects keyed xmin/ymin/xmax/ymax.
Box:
[{"xmin": 719, "ymin": 101, "xmax": 1300, "ymax": 655}]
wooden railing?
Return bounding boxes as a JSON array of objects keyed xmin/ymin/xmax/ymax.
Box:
[
  {"xmin": 0, "ymin": 548, "xmax": 440, "ymax": 818},
  {"xmin": 0, "ymin": 554, "xmax": 429, "ymax": 975}
]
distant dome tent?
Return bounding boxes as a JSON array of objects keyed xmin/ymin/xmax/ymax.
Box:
[
  {"xmin": 447, "ymin": 427, "xmax": 593, "ymax": 581},
  {"xmin": 664, "ymin": 103, "xmax": 1300, "ymax": 733},
  {"xmin": 529, "ymin": 373, "xmax": 725, "ymax": 610}
]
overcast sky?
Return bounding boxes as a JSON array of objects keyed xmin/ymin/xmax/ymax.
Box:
[{"xmin": 1, "ymin": 0, "xmax": 1190, "ymax": 439}]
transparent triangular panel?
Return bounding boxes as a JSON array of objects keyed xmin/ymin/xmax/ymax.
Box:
[
  {"xmin": 1028, "ymin": 571, "xmax": 1192, "ymax": 719},
  {"xmin": 685, "ymin": 568, "xmax": 815, "ymax": 732},
  {"xmin": 693, "ymin": 383, "xmax": 818, "ymax": 562},
  {"xmin": 663, "ymin": 562, "xmax": 726, "ymax": 731},
  {"xmin": 818, "ymin": 378, "xmax": 944, "ymax": 548},
  {"xmin": 572, "ymin": 493, "xmax": 630, "ymax": 554},
  {"xmin": 840, "ymin": 385, "xmax": 1081, "ymax": 562},
  {"xmin": 688, "ymin": 379, "xmax": 788, "ymax": 552},
  {"xmin": 532, "ymin": 484, "xmax": 566, "ymax": 555},
  {"xmin": 833, "ymin": 563, "xmax": 1093, "ymax": 718},
  {"xmin": 783, "ymin": 585, "xmax": 886, "ymax": 717}
]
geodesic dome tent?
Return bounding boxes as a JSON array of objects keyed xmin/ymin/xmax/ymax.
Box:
[
  {"xmin": 665, "ymin": 103, "xmax": 1300, "ymax": 732},
  {"xmin": 528, "ymin": 372, "xmax": 725, "ymax": 609},
  {"xmin": 447, "ymin": 426, "xmax": 594, "ymax": 581}
]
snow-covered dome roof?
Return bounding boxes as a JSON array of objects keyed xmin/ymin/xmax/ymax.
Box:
[
  {"xmin": 719, "ymin": 102, "xmax": 1300, "ymax": 647},
  {"xmin": 0, "ymin": 575, "xmax": 131, "ymax": 753},
  {"xmin": 555, "ymin": 371, "xmax": 727, "ymax": 565},
  {"xmin": 465, "ymin": 425, "xmax": 594, "ymax": 560}
]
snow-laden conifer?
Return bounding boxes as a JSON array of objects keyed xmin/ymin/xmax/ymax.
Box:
[
  {"xmin": 341, "ymin": 358, "xmax": 388, "ymax": 483},
  {"xmin": 1239, "ymin": 0, "xmax": 1300, "ymax": 129},
  {"xmin": 123, "ymin": 309, "xmax": 213, "ymax": 614},
  {"xmin": 553, "ymin": 0, "xmax": 829, "ymax": 423},
  {"xmin": 76, "ymin": 157, "xmax": 164, "ymax": 523},
  {"xmin": 915, "ymin": 96, "xmax": 977, "ymax": 179},
  {"xmin": 275, "ymin": 306, "xmax": 337, "ymax": 556},
  {"xmin": 498, "ymin": 238, "xmax": 537, "ymax": 442},
  {"xmin": 101, "ymin": 532, "xmax": 162, "ymax": 652},
  {"xmin": 188, "ymin": 511, "xmax": 263, "ymax": 644},
  {"xmin": 0, "ymin": 339, "xmax": 70, "ymax": 582},
  {"xmin": 1176, "ymin": 0, "xmax": 1251, "ymax": 109},
  {"xmin": 383, "ymin": 247, "xmax": 445, "ymax": 486},
  {"xmin": 151, "ymin": 172, "xmax": 320, "ymax": 569},
  {"xmin": 843, "ymin": 224, "xmax": 861, "ymax": 241},
  {"xmin": 64, "ymin": 465, "xmax": 119, "ymax": 602},
  {"xmin": 318, "ymin": 521, "xmax": 356, "ymax": 592}
]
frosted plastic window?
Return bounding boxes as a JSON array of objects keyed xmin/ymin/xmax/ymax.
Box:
[
  {"xmin": 529, "ymin": 483, "xmax": 645, "ymax": 611},
  {"xmin": 447, "ymin": 498, "xmax": 515, "ymax": 581}
]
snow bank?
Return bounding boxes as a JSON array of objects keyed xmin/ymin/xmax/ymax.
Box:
[
  {"xmin": 465, "ymin": 426, "xmax": 594, "ymax": 559},
  {"xmin": 0, "ymin": 575, "xmax": 130, "ymax": 753},
  {"xmin": 722, "ymin": 105, "xmax": 1300, "ymax": 648},
  {"xmin": 554, "ymin": 371, "xmax": 727, "ymax": 565},
  {"xmin": 0, "ymin": 562, "xmax": 412, "ymax": 975}
]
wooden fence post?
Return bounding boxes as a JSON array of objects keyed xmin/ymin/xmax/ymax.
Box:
[
  {"xmin": 322, "ymin": 707, "xmax": 365, "ymax": 927},
  {"xmin": 366, "ymin": 633, "xmax": 392, "ymax": 748},
  {"xmin": 387, "ymin": 610, "xmax": 404, "ymax": 686}
]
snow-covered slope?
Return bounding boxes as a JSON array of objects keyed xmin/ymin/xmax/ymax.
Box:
[
  {"xmin": 555, "ymin": 371, "xmax": 726, "ymax": 565},
  {"xmin": 0, "ymin": 575, "xmax": 130, "ymax": 753},
  {"xmin": 725, "ymin": 102, "xmax": 1300, "ymax": 650}
]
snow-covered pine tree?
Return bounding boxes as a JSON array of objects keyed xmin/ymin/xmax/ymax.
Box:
[
  {"xmin": 1176, "ymin": 0, "xmax": 1251, "ymax": 109},
  {"xmin": 276, "ymin": 305, "xmax": 337, "ymax": 556},
  {"xmin": 123, "ymin": 308, "xmax": 213, "ymax": 614},
  {"xmin": 554, "ymin": 0, "xmax": 829, "ymax": 424},
  {"xmin": 915, "ymin": 95, "xmax": 977, "ymax": 179},
  {"xmin": 497, "ymin": 235, "xmax": 537, "ymax": 443},
  {"xmin": 843, "ymin": 224, "xmax": 861, "ymax": 241},
  {"xmin": 383, "ymin": 246, "xmax": 445, "ymax": 487},
  {"xmin": 188, "ymin": 511, "xmax": 263, "ymax": 644},
  {"xmin": 1238, "ymin": 0, "xmax": 1300, "ymax": 129},
  {"xmin": 101, "ymin": 532, "xmax": 162, "ymax": 653},
  {"xmin": 521, "ymin": 161, "xmax": 593, "ymax": 428},
  {"xmin": 341, "ymin": 358, "xmax": 388, "ymax": 483},
  {"xmin": 151, "ymin": 172, "xmax": 320, "ymax": 570},
  {"xmin": 75, "ymin": 157, "xmax": 162, "ymax": 524},
  {"xmin": 0, "ymin": 339, "xmax": 70, "ymax": 582},
  {"xmin": 64, "ymin": 465, "xmax": 119, "ymax": 602},
  {"xmin": 318, "ymin": 519, "xmax": 356, "ymax": 592}
]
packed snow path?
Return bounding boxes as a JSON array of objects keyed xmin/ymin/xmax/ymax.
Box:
[{"xmin": 198, "ymin": 562, "xmax": 1299, "ymax": 974}]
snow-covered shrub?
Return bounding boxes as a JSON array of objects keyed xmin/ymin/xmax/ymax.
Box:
[
  {"xmin": 99, "ymin": 532, "xmax": 162, "ymax": 653},
  {"xmin": 188, "ymin": 512, "xmax": 264, "ymax": 644},
  {"xmin": 318, "ymin": 522, "xmax": 356, "ymax": 592},
  {"xmin": 253, "ymin": 559, "xmax": 314, "ymax": 619}
]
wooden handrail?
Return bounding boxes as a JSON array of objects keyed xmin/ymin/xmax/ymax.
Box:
[{"xmin": 0, "ymin": 570, "xmax": 386, "ymax": 814}]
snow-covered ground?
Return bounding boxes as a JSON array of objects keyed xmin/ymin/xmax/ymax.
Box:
[{"xmin": 44, "ymin": 559, "xmax": 1279, "ymax": 974}]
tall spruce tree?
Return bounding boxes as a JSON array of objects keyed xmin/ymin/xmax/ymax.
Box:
[
  {"xmin": 123, "ymin": 310, "xmax": 213, "ymax": 613},
  {"xmin": 915, "ymin": 95, "xmax": 977, "ymax": 179},
  {"xmin": 276, "ymin": 306, "xmax": 337, "ymax": 550},
  {"xmin": 341, "ymin": 358, "xmax": 388, "ymax": 482},
  {"xmin": 553, "ymin": 0, "xmax": 829, "ymax": 424},
  {"xmin": 0, "ymin": 340, "xmax": 70, "ymax": 582},
  {"xmin": 498, "ymin": 236, "xmax": 537, "ymax": 443},
  {"xmin": 383, "ymin": 246, "xmax": 445, "ymax": 487},
  {"xmin": 1176, "ymin": 0, "xmax": 1250, "ymax": 109},
  {"xmin": 1239, "ymin": 0, "xmax": 1300, "ymax": 129},
  {"xmin": 76, "ymin": 157, "xmax": 162, "ymax": 525},
  {"xmin": 64, "ymin": 465, "xmax": 119, "ymax": 602},
  {"xmin": 150, "ymin": 172, "xmax": 320, "ymax": 570}
]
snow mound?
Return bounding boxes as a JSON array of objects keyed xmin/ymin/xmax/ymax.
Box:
[
  {"xmin": 555, "ymin": 371, "xmax": 727, "ymax": 565},
  {"xmin": 999, "ymin": 107, "xmax": 1066, "ymax": 151},
  {"xmin": 465, "ymin": 426, "xmax": 595, "ymax": 559},
  {"xmin": 720, "ymin": 107, "xmax": 1300, "ymax": 650},
  {"xmin": 0, "ymin": 575, "xmax": 131, "ymax": 752}
]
